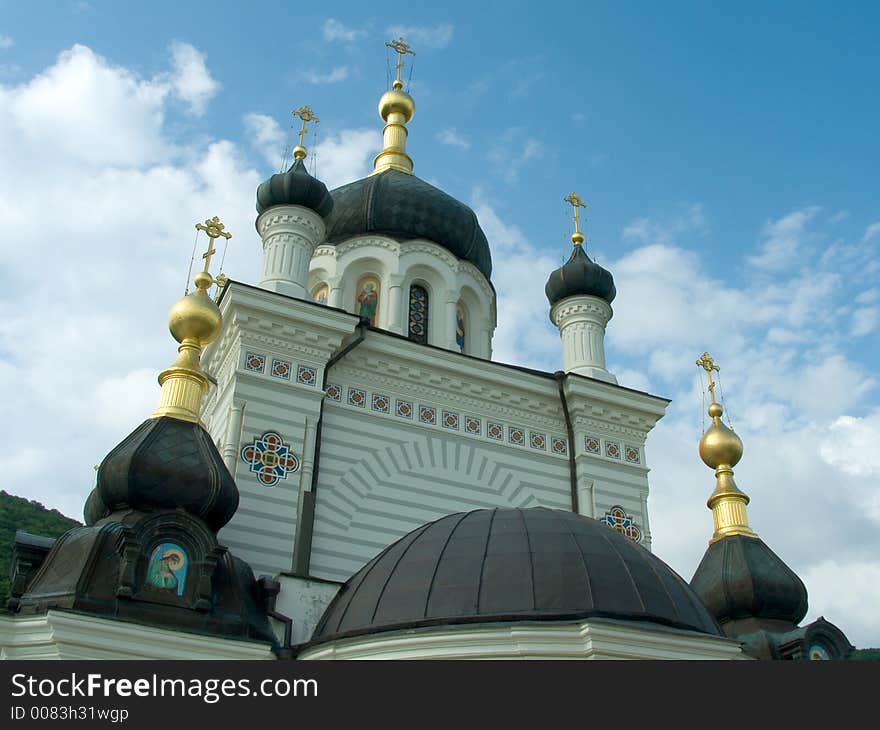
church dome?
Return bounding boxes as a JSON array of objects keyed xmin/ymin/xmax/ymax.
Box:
[
  {"xmin": 91, "ymin": 416, "xmax": 239, "ymax": 531},
  {"xmin": 256, "ymin": 158, "xmax": 333, "ymax": 217},
  {"xmin": 690, "ymin": 534, "xmax": 808, "ymax": 626},
  {"xmin": 323, "ymin": 168, "xmax": 493, "ymax": 280},
  {"xmin": 310, "ymin": 507, "xmax": 721, "ymax": 644},
  {"xmin": 545, "ymin": 244, "xmax": 616, "ymax": 306}
]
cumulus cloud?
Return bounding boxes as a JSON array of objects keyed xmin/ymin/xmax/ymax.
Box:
[
  {"xmin": 322, "ymin": 19, "xmax": 365, "ymax": 42},
  {"xmin": 820, "ymin": 411, "xmax": 880, "ymax": 478},
  {"xmin": 0, "ymin": 35, "xmax": 13, "ymax": 49},
  {"xmin": 311, "ymin": 128, "xmax": 380, "ymax": 189},
  {"xmin": 436, "ymin": 128, "xmax": 469, "ymax": 149},
  {"xmin": 747, "ymin": 206, "xmax": 820, "ymax": 270},
  {"xmin": 486, "ymin": 127, "xmax": 543, "ymax": 183},
  {"xmin": 0, "ymin": 44, "xmax": 260, "ymax": 520},
  {"xmin": 243, "ymin": 112, "xmax": 286, "ymax": 170},
  {"xmin": 386, "ymin": 23, "xmax": 454, "ymax": 49},
  {"xmin": 301, "ymin": 66, "xmax": 349, "ymax": 84},
  {"xmin": 168, "ymin": 41, "xmax": 220, "ymax": 115}
]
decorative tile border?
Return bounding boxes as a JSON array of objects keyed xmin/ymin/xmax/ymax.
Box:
[
  {"xmin": 487, "ymin": 422, "xmax": 503, "ymax": 440},
  {"xmin": 245, "ymin": 352, "xmax": 266, "ymax": 373},
  {"xmin": 240, "ymin": 431, "xmax": 300, "ymax": 487},
  {"xmin": 372, "ymin": 393, "xmax": 390, "ymax": 414},
  {"xmin": 326, "ymin": 383, "xmax": 342, "ymax": 401},
  {"xmin": 584, "ymin": 433, "xmax": 644, "ymax": 465},
  {"xmin": 348, "ymin": 387, "xmax": 366, "ymax": 408},
  {"xmin": 552, "ymin": 437, "xmax": 568, "ymax": 456},
  {"xmin": 297, "ymin": 365, "xmax": 317, "ymax": 386},
  {"xmin": 508, "ymin": 426, "xmax": 525, "ymax": 446},
  {"xmin": 271, "ymin": 358, "xmax": 291, "ymax": 380},
  {"xmin": 625, "ymin": 446, "xmax": 640, "ymax": 464},
  {"xmin": 530, "ymin": 432, "xmax": 546, "ymax": 450},
  {"xmin": 396, "ymin": 399, "xmax": 413, "ymax": 419},
  {"xmin": 605, "ymin": 441, "xmax": 621, "ymax": 459},
  {"xmin": 442, "ymin": 411, "xmax": 459, "ymax": 430},
  {"xmin": 585, "ymin": 435, "xmax": 600, "ymax": 454},
  {"xmin": 465, "ymin": 416, "xmax": 481, "ymax": 436},
  {"xmin": 419, "ymin": 406, "xmax": 437, "ymax": 425}
]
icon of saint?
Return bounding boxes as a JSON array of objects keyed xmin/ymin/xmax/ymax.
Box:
[{"xmin": 357, "ymin": 282, "xmax": 379, "ymax": 325}]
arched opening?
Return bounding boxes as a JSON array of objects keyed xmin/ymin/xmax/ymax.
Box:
[
  {"xmin": 408, "ymin": 284, "xmax": 429, "ymax": 344},
  {"xmin": 455, "ymin": 302, "xmax": 467, "ymax": 354},
  {"xmin": 311, "ymin": 283, "xmax": 329, "ymax": 305},
  {"xmin": 355, "ymin": 275, "xmax": 381, "ymax": 325}
]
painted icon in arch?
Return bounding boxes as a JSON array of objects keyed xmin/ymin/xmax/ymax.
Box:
[
  {"xmin": 356, "ymin": 276, "xmax": 380, "ymax": 325},
  {"xmin": 311, "ymin": 283, "xmax": 329, "ymax": 305},
  {"xmin": 146, "ymin": 543, "xmax": 188, "ymax": 596}
]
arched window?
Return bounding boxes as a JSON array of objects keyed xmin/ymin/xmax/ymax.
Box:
[
  {"xmin": 408, "ymin": 285, "xmax": 429, "ymax": 344},
  {"xmin": 311, "ymin": 283, "xmax": 329, "ymax": 305},
  {"xmin": 456, "ymin": 303, "xmax": 466, "ymax": 354},
  {"xmin": 355, "ymin": 276, "xmax": 380, "ymax": 325}
]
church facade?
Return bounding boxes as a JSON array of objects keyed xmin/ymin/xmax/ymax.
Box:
[{"xmin": 0, "ymin": 41, "xmax": 853, "ymax": 661}]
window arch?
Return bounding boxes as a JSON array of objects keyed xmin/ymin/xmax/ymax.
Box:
[{"xmin": 408, "ymin": 285, "xmax": 429, "ymax": 344}]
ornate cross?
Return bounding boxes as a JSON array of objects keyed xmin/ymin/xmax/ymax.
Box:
[
  {"xmin": 292, "ymin": 105, "xmax": 319, "ymax": 148},
  {"xmin": 385, "ymin": 37, "xmax": 415, "ymax": 90},
  {"xmin": 564, "ymin": 192, "xmax": 588, "ymax": 240},
  {"xmin": 696, "ymin": 351, "xmax": 721, "ymax": 402},
  {"xmin": 195, "ymin": 216, "xmax": 232, "ymax": 274}
]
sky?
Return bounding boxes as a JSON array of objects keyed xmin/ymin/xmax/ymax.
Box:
[{"xmin": 1, "ymin": 2, "xmax": 878, "ymax": 647}]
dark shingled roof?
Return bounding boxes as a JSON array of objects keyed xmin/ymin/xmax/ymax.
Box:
[
  {"xmin": 545, "ymin": 244, "xmax": 616, "ymax": 306},
  {"xmin": 690, "ymin": 534, "xmax": 808, "ymax": 626},
  {"xmin": 256, "ymin": 158, "xmax": 333, "ymax": 217},
  {"xmin": 324, "ymin": 168, "xmax": 493, "ymax": 280},
  {"xmin": 310, "ymin": 507, "xmax": 721, "ymax": 644}
]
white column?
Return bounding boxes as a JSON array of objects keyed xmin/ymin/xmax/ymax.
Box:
[
  {"xmin": 256, "ymin": 205, "xmax": 325, "ymax": 298},
  {"xmin": 444, "ymin": 296, "xmax": 458, "ymax": 351},
  {"xmin": 550, "ymin": 295, "xmax": 617, "ymax": 384},
  {"xmin": 327, "ymin": 276, "xmax": 344, "ymax": 309},
  {"xmin": 386, "ymin": 275, "xmax": 404, "ymax": 334}
]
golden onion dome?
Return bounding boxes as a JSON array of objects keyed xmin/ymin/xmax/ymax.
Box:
[
  {"xmin": 168, "ymin": 271, "xmax": 222, "ymax": 346},
  {"xmin": 698, "ymin": 401, "xmax": 743, "ymax": 470},
  {"xmin": 379, "ymin": 88, "xmax": 415, "ymax": 123}
]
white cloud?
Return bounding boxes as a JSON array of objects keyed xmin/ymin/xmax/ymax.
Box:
[
  {"xmin": 301, "ymin": 66, "xmax": 349, "ymax": 84},
  {"xmin": 386, "ymin": 23, "xmax": 454, "ymax": 49},
  {"xmin": 0, "ymin": 44, "xmax": 261, "ymax": 521},
  {"xmin": 862, "ymin": 222, "xmax": 880, "ymax": 243},
  {"xmin": 322, "ymin": 19, "xmax": 365, "ymax": 42},
  {"xmin": 312, "ymin": 128, "xmax": 381, "ymax": 189},
  {"xmin": 486, "ymin": 127, "xmax": 543, "ymax": 183},
  {"xmin": 168, "ymin": 41, "xmax": 220, "ymax": 115},
  {"xmin": 243, "ymin": 112, "xmax": 286, "ymax": 170},
  {"xmin": 436, "ymin": 127, "xmax": 469, "ymax": 149},
  {"xmin": 0, "ymin": 35, "xmax": 13, "ymax": 49},
  {"xmin": 622, "ymin": 204, "xmax": 706, "ymax": 245},
  {"xmin": 801, "ymin": 560, "xmax": 880, "ymax": 648},
  {"xmin": 851, "ymin": 307, "xmax": 878, "ymax": 337},
  {"xmin": 747, "ymin": 206, "xmax": 820, "ymax": 270},
  {"xmin": 820, "ymin": 410, "xmax": 880, "ymax": 478}
]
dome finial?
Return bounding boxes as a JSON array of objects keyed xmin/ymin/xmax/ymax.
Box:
[
  {"xmin": 695, "ymin": 352, "xmax": 757, "ymax": 543},
  {"xmin": 372, "ymin": 37, "xmax": 416, "ymax": 175},
  {"xmin": 563, "ymin": 191, "xmax": 588, "ymax": 246},
  {"xmin": 291, "ymin": 105, "xmax": 319, "ymax": 161},
  {"xmin": 151, "ymin": 217, "xmax": 231, "ymax": 423}
]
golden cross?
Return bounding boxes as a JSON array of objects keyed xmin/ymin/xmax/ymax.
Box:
[
  {"xmin": 385, "ymin": 37, "xmax": 415, "ymax": 90},
  {"xmin": 696, "ymin": 351, "xmax": 721, "ymax": 403},
  {"xmin": 292, "ymin": 105, "xmax": 319, "ymax": 148},
  {"xmin": 195, "ymin": 216, "xmax": 232, "ymax": 275},
  {"xmin": 564, "ymin": 192, "xmax": 588, "ymax": 237}
]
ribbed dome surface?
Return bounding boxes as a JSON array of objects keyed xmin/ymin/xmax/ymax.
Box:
[
  {"xmin": 93, "ymin": 417, "xmax": 239, "ymax": 531},
  {"xmin": 256, "ymin": 158, "xmax": 333, "ymax": 217},
  {"xmin": 311, "ymin": 507, "xmax": 721, "ymax": 643},
  {"xmin": 324, "ymin": 168, "xmax": 492, "ymax": 280},
  {"xmin": 545, "ymin": 244, "xmax": 616, "ymax": 306},
  {"xmin": 690, "ymin": 534, "xmax": 808, "ymax": 626}
]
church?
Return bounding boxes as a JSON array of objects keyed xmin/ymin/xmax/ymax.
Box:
[{"xmin": 0, "ymin": 39, "xmax": 854, "ymax": 661}]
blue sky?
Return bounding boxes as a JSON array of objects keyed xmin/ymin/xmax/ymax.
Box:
[{"xmin": 1, "ymin": 2, "xmax": 878, "ymax": 647}]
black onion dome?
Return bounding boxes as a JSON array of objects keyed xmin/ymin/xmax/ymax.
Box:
[
  {"xmin": 545, "ymin": 244, "xmax": 616, "ymax": 306},
  {"xmin": 690, "ymin": 534, "xmax": 808, "ymax": 626},
  {"xmin": 311, "ymin": 507, "xmax": 721, "ymax": 644},
  {"xmin": 256, "ymin": 158, "xmax": 333, "ymax": 217},
  {"xmin": 324, "ymin": 168, "xmax": 492, "ymax": 280},
  {"xmin": 95, "ymin": 417, "xmax": 239, "ymax": 532}
]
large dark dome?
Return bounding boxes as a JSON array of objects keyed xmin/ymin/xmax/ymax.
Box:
[
  {"xmin": 310, "ymin": 507, "xmax": 721, "ymax": 644},
  {"xmin": 324, "ymin": 168, "xmax": 492, "ymax": 280}
]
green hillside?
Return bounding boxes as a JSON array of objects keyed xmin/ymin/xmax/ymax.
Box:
[{"xmin": 0, "ymin": 490, "xmax": 81, "ymax": 606}]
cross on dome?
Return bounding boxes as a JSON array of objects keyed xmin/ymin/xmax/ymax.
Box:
[{"xmin": 291, "ymin": 105, "xmax": 320, "ymax": 160}]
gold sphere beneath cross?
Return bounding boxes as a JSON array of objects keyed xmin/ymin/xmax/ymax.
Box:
[
  {"xmin": 699, "ymin": 405, "xmax": 743, "ymax": 470},
  {"xmin": 379, "ymin": 89, "xmax": 415, "ymax": 122},
  {"xmin": 168, "ymin": 288, "xmax": 222, "ymax": 346}
]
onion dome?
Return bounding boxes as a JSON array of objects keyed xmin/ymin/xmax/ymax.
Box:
[
  {"xmin": 256, "ymin": 157, "xmax": 333, "ymax": 217},
  {"xmin": 324, "ymin": 170, "xmax": 492, "ymax": 279},
  {"xmin": 310, "ymin": 507, "xmax": 721, "ymax": 645},
  {"xmin": 545, "ymin": 243, "xmax": 616, "ymax": 306},
  {"xmin": 91, "ymin": 416, "xmax": 239, "ymax": 531},
  {"xmin": 690, "ymin": 534, "xmax": 808, "ymax": 627}
]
